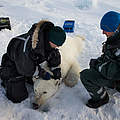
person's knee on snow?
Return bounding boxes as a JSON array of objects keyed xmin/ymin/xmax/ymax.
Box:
[
  {"xmin": 80, "ymin": 69, "xmax": 90, "ymax": 85},
  {"xmin": 6, "ymin": 76, "xmax": 28, "ymax": 103}
]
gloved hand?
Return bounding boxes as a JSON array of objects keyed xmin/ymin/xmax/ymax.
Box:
[
  {"xmin": 89, "ymin": 59, "xmax": 98, "ymax": 68},
  {"xmin": 38, "ymin": 67, "xmax": 51, "ymax": 80},
  {"xmin": 42, "ymin": 72, "xmax": 51, "ymax": 80},
  {"xmin": 48, "ymin": 49, "xmax": 61, "ymax": 67},
  {"xmin": 52, "ymin": 68, "xmax": 61, "ymax": 80}
]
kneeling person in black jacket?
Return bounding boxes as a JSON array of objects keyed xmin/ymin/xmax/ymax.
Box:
[{"xmin": 0, "ymin": 20, "xmax": 66, "ymax": 103}]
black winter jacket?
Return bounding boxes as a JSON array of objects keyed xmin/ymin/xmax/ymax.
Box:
[
  {"xmin": 2, "ymin": 20, "xmax": 61, "ymax": 77},
  {"xmin": 90, "ymin": 30, "xmax": 120, "ymax": 80}
]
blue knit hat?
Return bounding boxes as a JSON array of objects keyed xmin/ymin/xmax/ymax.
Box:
[
  {"xmin": 49, "ymin": 26, "xmax": 66, "ymax": 46},
  {"xmin": 100, "ymin": 11, "xmax": 120, "ymax": 32}
]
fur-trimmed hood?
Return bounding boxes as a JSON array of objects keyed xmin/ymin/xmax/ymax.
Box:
[{"xmin": 31, "ymin": 20, "xmax": 54, "ymax": 49}]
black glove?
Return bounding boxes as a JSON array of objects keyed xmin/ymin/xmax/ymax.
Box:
[
  {"xmin": 89, "ymin": 59, "xmax": 98, "ymax": 68},
  {"xmin": 51, "ymin": 68, "xmax": 61, "ymax": 80},
  {"xmin": 42, "ymin": 72, "xmax": 51, "ymax": 80},
  {"xmin": 38, "ymin": 67, "xmax": 51, "ymax": 80},
  {"xmin": 48, "ymin": 49, "xmax": 61, "ymax": 67}
]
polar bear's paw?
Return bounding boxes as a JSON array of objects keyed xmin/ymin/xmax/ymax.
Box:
[{"xmin": 63, "ymin": 62, "xmax": 80, "ymax": 87}]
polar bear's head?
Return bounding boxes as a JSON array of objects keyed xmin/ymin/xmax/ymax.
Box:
[{"xmin": 33, "ymin": 77, "xmax": 61, "ymax": 106}]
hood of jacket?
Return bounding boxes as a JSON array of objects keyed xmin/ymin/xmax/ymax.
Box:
[{"xmin": 31, "ymin": 20, "xmax": 54, "ymax": 56}]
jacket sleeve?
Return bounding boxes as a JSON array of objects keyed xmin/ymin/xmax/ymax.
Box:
[
  {"xmin": 7, "ymin": 38, "xmax": 36, "ymax": 77},
  {"xmin": 89, "ymin": 54, "xmax": 105, "ymax": 69},
  {"xmin": 95, "ymin": 50, "xmax": 120, "ymax": 80},
  {"xmin": 111, "ymin": 49, "xmax": 120, "ymax": 80}
]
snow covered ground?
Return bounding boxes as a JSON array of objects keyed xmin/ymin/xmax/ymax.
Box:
[{"xmin": 0, "ymin": 0, "xmax": 120, "ymax": 120}]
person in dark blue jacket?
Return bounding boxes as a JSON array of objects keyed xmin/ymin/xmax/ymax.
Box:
[{"xmin": 0, "ymin": 20, "xmax": 66, "ymax": 103}]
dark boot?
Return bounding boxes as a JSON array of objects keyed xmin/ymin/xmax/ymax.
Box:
[{"xmin": 86, "ymin": 93, "xmax": 109, "ymax": 109}]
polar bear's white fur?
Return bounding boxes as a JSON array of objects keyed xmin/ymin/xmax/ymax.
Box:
[
  {"xmin": 60, "ymin": 35, "xmax": 84, "ymax": 87},
  {"xmin": 33, "ymin": 35, "xmax": 84, "ymax": 106}
]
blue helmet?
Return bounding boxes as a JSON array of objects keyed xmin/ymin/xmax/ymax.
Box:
[{"xmin": 100, "ymin": 11, "xmax": 120, "ymax": 32}]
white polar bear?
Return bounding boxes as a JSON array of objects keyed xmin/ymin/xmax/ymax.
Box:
[{"xmin": 33, "ymin": 35, "xmax": 84, "ymax": 107}]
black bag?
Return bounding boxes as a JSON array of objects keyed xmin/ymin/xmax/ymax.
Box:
[
  {"xmin": 6, "ymin": 76, "xmax": 28, "ymax": 103},
  {"xmin": 0, "ymin": 17, "xmax": 11, "ymax": 30}
]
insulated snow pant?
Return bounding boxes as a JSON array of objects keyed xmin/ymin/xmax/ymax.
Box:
[
  {"xmin": 0, "ymin": 53, "xmax": 28, "ymax": 103},
  {"xmin": 80, "ymin": 68, "xmax": 114, "ymax": 101}
]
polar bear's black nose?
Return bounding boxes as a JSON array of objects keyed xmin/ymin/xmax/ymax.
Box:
[{"xmin": 43, "ymin": 91, "xmax": 47, "ymax": 94}]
